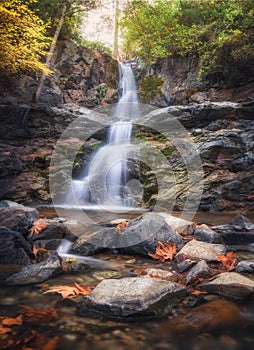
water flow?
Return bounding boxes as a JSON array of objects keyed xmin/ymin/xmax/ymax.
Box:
[{"xmin": 66, "ymin": 62, "xmax": 140, "ymax": 209}]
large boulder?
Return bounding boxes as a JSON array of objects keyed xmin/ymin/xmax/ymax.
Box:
[
  {"xmin": 0, "ymin": 201, "xmax": 38, "ymax": 234},
  {"xmin": 77, "ymin": 277, "xmax": 186, "ymax": 319}
]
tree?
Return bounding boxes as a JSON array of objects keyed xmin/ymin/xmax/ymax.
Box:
[
  {"xmin": 32, "ymin": 0, "xmax": 100, "ymax": 103},
  {"xmin": 120, "ymin": 0, "xmax": 254, "ymax": 78},
  {"xmin": 0, "ymin": 0, "xmax": 50, "ymax": 75}
]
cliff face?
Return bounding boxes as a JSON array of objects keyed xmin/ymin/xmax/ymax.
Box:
[
  {"xmin": 0, "ymin": 40, "xmax": 118, "ymax": 108},
  {"xmin": 138, "ymin": 56, "xmax": 254, "ymax": 107}
]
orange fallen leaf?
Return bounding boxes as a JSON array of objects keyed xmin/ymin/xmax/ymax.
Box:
[
  {"xmin": 33, "ymin": 244, "xmax": 47, "ymax": 257},
  {"xmin": 217, "ymin": 251, "xmax": 237, "ymax": 271},
  {"xmin": 191, "ymin": 290, "xmax": 207, "ymax": 295},
  {"xmin": 29, "ymin": 219, "xmax": 48, "ymax": 236},
  {"xmin": 147, "ymin": 273, "xmax": 162, "ymax": 279},
  {"xmin": 20, "ymin": 305, "xmax": 58, "ymax": 324},
  {"xmin": 43, "ymin": 283, "xmax": 92, "ymax": 298},
  {"xmin": 117, "ymin": 220, "xmax": 129, "ymax": 231},
  {"xmin": 3, "ymin": 151, "xmax": 11, "ymax": 156},
  {"xmin": 41, "ymin": 336, "xmax": 59, "ymax": 350},
  {"xmin": 149, "ymin": 241, "xmax": 177, "ymax": 262},
  {"xmin": 0, "ymin": 324, "xmax": 12, "ymax": 334},
  {"xmin": 1, "ymin": 314, "xmax": 22, "ymax": 326}
]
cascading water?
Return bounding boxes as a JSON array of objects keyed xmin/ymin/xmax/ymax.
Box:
[{"xmin": 65, "ymin": 62, "xmax": 140, "ymax": 209}]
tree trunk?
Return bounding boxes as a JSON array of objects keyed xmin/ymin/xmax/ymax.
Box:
[
  {"xmin": 113, "ymin": 0, "xmax": 119, "ymax": 59},
  {"xmin": 33, "ymin": 3, "xmax": 67, "ymax": 104}
]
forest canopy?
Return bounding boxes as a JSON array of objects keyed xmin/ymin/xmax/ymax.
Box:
[{"xmin": 120, "ymin": 0, "xmax": 254, "ymax": 77}]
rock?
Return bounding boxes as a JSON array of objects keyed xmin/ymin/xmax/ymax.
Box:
[
  {"xmin": 194, "ymin": 224, "xmax": 222, "ymax": 243},
  {"xmin": 5, "ymin": 253, "xmax": 62, "ymax": 285},
  {"xmin": 0, "ymin": 226, "xmax": 33, "ymax": 256},
  {"xmin": 185, "ymin": 260, "xmax": 211, "ymax": 284},
  {"xmin": 230, "ymin": 214, "xmax": 254, "ymax": 231},
  {"xmin": 161, "ymin": 299, "xmax": 246, "ymax": 336},
  {"xmin": 220, "ymin": 231, "xmax": 254, "ymax": 245},
  {"xmin": 176, "ymin": 240, "xmax": 226, "ymax": 262},
  {"xmin": 33, "ymin": 239, "xmax": 63, "ymax": 251},
  {"xmin": 30, "ymin": 222, "xmax": 70, "ymax": 241},
  {"xmin": 77, "ymin": 277, "xmax": 186, "ymax": 319},
  {"xmin": 0, "ymin": 247, "xmax": 31, "ymax": 265},
  {"xmin": 0, "ymin": 202, "xmax": 38, "ymax": 234},
  {"xmin": 197, "ymin": 272, "xmax": 254, "ymax": 300},
  {"xmin": 118, "ymin": 213, "xmax": 185, "ymax": 255},
  {"xmin": 143, "ymin": 269, "xmax": 178, "ymax": 282},
  {"xmin": 71, "ymin": 213, "xmax": 185, "ymax": 256},
  {"xmin": 235, "ymin": 260, "xmax": 254, "ymax": 273},
  {"xmin": 175, "ymin": 259, "xmax": 193, "ymax": 273},
  {"xmin": 156, "ymin": 213, "xmax": 196, "ymax": 236}
]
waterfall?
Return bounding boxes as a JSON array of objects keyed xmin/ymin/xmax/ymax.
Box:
[{"xmin": 65, "ymin": 62, "xmax": 140, "ymax": 209}]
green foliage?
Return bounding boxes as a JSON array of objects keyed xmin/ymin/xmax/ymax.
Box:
[
  {"xmin": 0, "ymin": 0, "xmax": 51, "ymax": 75},
  {"xmin": 120, "ymin": 0, "xmax": 254, "ymax": 78},
  {"xmin": 139, "ymin": 75, "xmax": 164, "ymax": 102}
]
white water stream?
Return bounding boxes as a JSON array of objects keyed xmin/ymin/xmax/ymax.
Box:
[{"xmin": 65, "ymin": 62, "xmax": 140, "ymax": 209}]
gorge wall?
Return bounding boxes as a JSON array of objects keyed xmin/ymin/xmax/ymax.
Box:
[{"xmin": 0, "ymin": 42, "xmax": 253, "ymax": 212}]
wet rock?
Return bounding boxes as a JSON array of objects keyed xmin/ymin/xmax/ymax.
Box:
[
  {"xmin": 220, "ymin": 231, "xmax": 254, "ymax": 245},
  {"xmin": 161, "ymin": 299, "xmax": 246, "ymax": 336},
  {"xmin": 176, "ymin": 240, "xmax": 226, "ymax": 262},
  {"xmin": 197, "ymin": 272, "xmax": 254, "ymax": 300},
  {"xmin": 5, "ymin": 253, "xmax": 62, "ymax": 285},
  {"xmin": 194, "ymin": 224, "xmax": 222, "ymax": 243},
  {"xmin": 30, "ymin": 222, "xmax": 70, "ymax": 241},
  {"xmin": 0, "ymin": 226, "xmax": 33, "ymax": 256},
  {"xmin": 78, "ymin": 277, "xmax": 186, "ymax": 319},
  {"xmin": 185, "ymin": 260, "xmax": 211, "ymax": 285},
  {"xmin": 0, "ymin": 247, "xmax": 31, "ymax": 265},
  {"xmin": 33, "ymin": 239, "xmax": 63, "ymax": 251},
  {"xmin": 175, "ymin": 259, "xmax": 193, "ymax": 273},
  {"xmin": 0, "ymin": 202, "xmax": 38, "ymax": 234},
  {"xmin": 230, "ymin": 214, "xmax": 254, "ymax": 231},
  {"xmin": 235, "ymin": 260, "xmax": 254, "ymax": 273},
  {"xmin": 72, "ymin": 213, "xmax": 185, "ymax": 256},
  {"xmin": 155, "ymin": 213, "xmax": 196, "ymax": 236},
  {"xmin": 143, "ymin": 269, "xmax": 178, "ymax": 282},
  {"xmin": 118, "ymin": 213, "xmax": 185, "ymax": 256}
]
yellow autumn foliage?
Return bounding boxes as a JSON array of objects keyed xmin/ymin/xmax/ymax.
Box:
[{"xmin": 0, "ymin": 0, "xmax": 51, "ymax": 75}]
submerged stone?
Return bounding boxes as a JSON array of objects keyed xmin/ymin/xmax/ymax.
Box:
[{"xmin": 77, "ymin": 277, "xmax": 186, "ymax": 319}]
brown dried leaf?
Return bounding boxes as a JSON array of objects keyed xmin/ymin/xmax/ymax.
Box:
[
  {"xmin": 43, "ymin": 283, "xmax": 91, "ymax": 299},
  {"xmin": 20, "ymin": 305, "xmax": 58, "ymax": 324},
  {"xmin": 29, "ymin": 219, "xmax": 48, "ymax": 236},
  {"xmin": 217, "ymin": 251, "xmax": 237, "ymax": 271},
  {"xmin": 149, "ymin": 241, "xmax": 177, "ymax": 262},
  {"xmin": 1, "ymin": 314, "xmax": 22, "ymax": 326}
]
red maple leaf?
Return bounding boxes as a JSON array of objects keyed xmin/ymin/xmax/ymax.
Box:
[
  {"xmin": 149, "ymin": 241, "xmax": 177, "ymax": 262},
  {"xmin": 217, "ymin": 252, "xmax": 237, "ymax": 271}
]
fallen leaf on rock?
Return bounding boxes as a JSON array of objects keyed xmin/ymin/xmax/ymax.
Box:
[
  {"xmin": 217, "ymin": 252, "xmax": 237, "ymax": 271},
  {"xmin": 149, "ymin": 241, "xmax": 177, "ymax": 262},
  {"xmin": 29, "ymin": 219, "xmax": 48, "ymax": 236},
  {"xmin": 43, "ymin": 283, "xmax": 92, "ymax": 298},
  {"xmin": 117, "ymin": 220, "xmax": 129, "ymax": 232},
  {"xmin": 1, "ymin": 314, "xmax": 23, "ymax": 327},
  {"xmin": 0, "ymin": 325, "xmax": 12, "ymax": 334},
  {"xmin": 33, "ymin": 244, "xmax": 47, "ymax": 257},
  {"xmin": 191, "ymin": 290, "xmax": 207, "ymax": 295}
]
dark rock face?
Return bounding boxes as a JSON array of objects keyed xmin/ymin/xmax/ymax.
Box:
[
  {"xmin": 77, "ymin": 277, "xmax": 186, "ymax": 319},
  {"xmin": 0, "ymin": 40, "xmax": 118, "ymax": 107},
  {"xmin": 5, "ymin": 253, "xmax": 62, "ymax": 285},
  {"xmin": 142, "ymin": 103, "xmax": 254, "ymax": 211},
  {"xmin": 139, "ymin": 56, "xmax": 254, "ymax": 106}
]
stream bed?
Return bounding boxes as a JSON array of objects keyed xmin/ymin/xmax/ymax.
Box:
[{"xmin": 0, "ymin": 210, "xmax": 254, "ymax": 350}]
